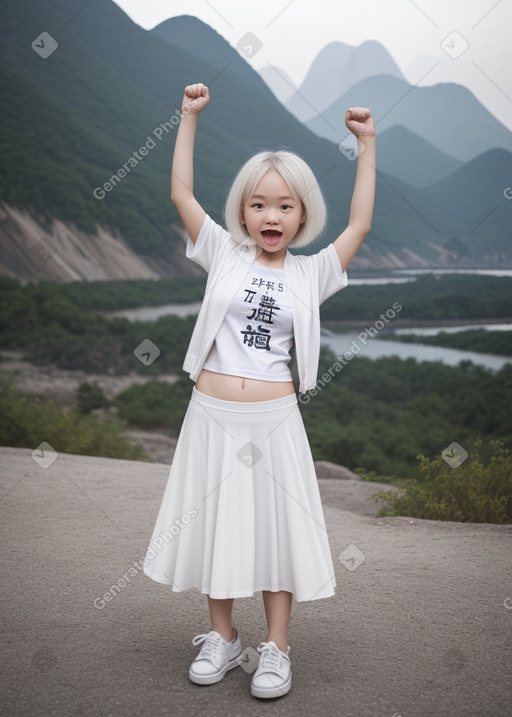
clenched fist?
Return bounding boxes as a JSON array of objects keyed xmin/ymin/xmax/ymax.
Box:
[
  {"xmin": 181, "ymin": 83, "xmax": 210, "ymax": 115},
  {"xmin": 345, "ymin": 107, "xmax": 375, "ymax": 137}
]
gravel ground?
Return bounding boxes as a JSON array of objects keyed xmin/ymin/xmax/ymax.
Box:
[{"xmin": 1, "ymin": 446, "xmax": 510, "ymax": 716}]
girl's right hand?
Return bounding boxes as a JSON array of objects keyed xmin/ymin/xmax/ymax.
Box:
[{"xmin": 181, "ymin": 83, "xmax": 210, "ymax": 115}]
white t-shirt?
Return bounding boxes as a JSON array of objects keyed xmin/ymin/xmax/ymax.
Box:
[
  {"xmin": 203, "ymin": 260, "xmax": 294, "ymax": 381},
  {"xmin": 183, "ymin": 213, "xmax": 349, "ymax": 393}
]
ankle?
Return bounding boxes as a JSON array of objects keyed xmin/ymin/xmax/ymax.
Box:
[
  {"xmin": 266, "ymin": 637, "xmax": 288, "ymax": 653},
  {"xmin": 216, "ymin": 626, "xmax": 236, "ymax": 642}
]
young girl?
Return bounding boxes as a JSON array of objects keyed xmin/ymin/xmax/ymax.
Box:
[{"xmin": 143, "ymin": 82, "xmax": 375, "ymax": 699}]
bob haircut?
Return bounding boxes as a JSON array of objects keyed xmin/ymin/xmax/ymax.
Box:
[{"xmin": 224, "ymin": 150, "xmax": 327, "ymax": 249}]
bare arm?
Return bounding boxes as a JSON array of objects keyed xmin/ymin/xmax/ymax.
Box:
[
  {"xmin": 333, "ymin": 108, "xmax": 376, "ymax": 272},
  {"xmin": 170, "ymin": 84, "xmax": 210, "ymax": 244}
]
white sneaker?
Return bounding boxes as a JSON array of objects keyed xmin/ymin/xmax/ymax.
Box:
[
  {"xmin": 250, "ymin": 640, "xmax": 292, "ymax": 699},
  {"xmin": 189, "ymin": 628, "xmax": 242, "ymax": 685}
]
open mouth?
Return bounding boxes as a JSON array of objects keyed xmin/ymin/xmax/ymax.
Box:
[{"xmin": 261, "ymin": 230, "xmax": 282, "ymax": 244}]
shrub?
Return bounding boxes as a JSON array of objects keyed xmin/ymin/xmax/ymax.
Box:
[
  {"xmin": 113, "ymin": 379, "xmax": 191, "ymax": 430},
  {"xmin": 76, "ymin": 381, "xmax": 110, "ymax": 415},
  {"xmin": 372, "ymin": 439, "xmax": 512, "ymax": 523},
  {"xmin": 0, "ymin": 373, "xmax": 150, "ymax": 461}
]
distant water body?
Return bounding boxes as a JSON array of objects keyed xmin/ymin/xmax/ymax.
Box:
[
  {"xmin": 394, "ymin": 269, "xmax": 512, "ymax": 278},
  {"xmin": 320, "ymin": 331, "xmax": 512, "ymax": 372},
  {"xmin": 111, "ymin": 269, "xmax": 512, "ymax": 372},
  {"xmin": 112, "ymin": 310, "xmax": 512, "ymax": 373}
]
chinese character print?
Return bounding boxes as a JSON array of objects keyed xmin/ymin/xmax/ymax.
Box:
[{"xmin": 240, "ymin": 273, "xmax": 284, "ymax": 352}]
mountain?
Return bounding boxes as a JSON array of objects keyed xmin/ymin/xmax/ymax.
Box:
[
  {"xmin": 258, "ymin": 65, "xmax": 298, "ymax": 104},
  {"xmin": 377, "ymin": 126, "xmax": 463, "ymax": 187},
  {"xmin": 0, "ymin": 1, "xmax": 510, "ymax": 282},
  {"xmin": 150, "ymin": 16, "xmax": 271, "ymax": 102},
  {"xmin": 421, "ymin": 148, "xmax": 512, "ymax": 259},
  {"xmin": 283, "ymin": 41, "xmax": 405, "ymax": 123},
  {"xmin": 304, "ymin": 74, "xmax": 512, "ymax": 163}
]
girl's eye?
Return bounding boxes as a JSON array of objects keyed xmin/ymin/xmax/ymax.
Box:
[
  {"xmin": 281, "ymin": 205, "xmax": 291, "ymax": 210},
  {"xmin": 252, "ymin": 203, "xmax": 263, "ymax": 209}
]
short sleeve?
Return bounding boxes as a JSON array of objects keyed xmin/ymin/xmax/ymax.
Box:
[
  {"xmin": 302, "ymin": 243, "xmax": 348, "ymax": 305},
  {"xmin": 185, "ymin": 213, "xmax": 233, "ymax": 273}
]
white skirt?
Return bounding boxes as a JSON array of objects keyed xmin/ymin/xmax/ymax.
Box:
[{"xmin": 142, "ymin": 386, "xmax": 336, "ymax": 602}]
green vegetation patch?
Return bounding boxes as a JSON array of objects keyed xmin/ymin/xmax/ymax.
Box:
[
  {"xmin": 322, "ymin": 274, "xmax": 512, "ymax": 322},
  {"xmin": 371, "ymin": 439, "xmax": 512, "ymax": 524},
  {"xmin": 299, "ymin": 350, "xmax": 512, "ymax": 479},
  {"xmin": 0, "ymin": 373, "xmax": 149, "ymax": 461},
  {"xmin": 0, "ymin": 277, "xmax": 195, "ymax": 375},
  {"xmin": 113, "ymin": 379, "xmax": 191, "ymax": 430}
]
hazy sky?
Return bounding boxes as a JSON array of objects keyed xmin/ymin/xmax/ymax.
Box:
[{"xmin": 112, "ymin": 0, "xmax": 511, "ymax": 130}]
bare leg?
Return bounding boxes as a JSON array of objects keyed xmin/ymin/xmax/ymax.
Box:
[
  {"xmin": 207, "ymin": 596, "xmax": 236, "ymax": 642},
  {"xmin": 262, "ymin": 590, "xmax": 292, "ymax": 652}
]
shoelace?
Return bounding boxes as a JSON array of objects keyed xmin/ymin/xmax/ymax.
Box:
[
  {"xmin": 192, "ymin": 631, "xmax": 222, "ymax": 662},
  {"xmin": 256, "ymin": 641, "xmax": 285, "ymax": 671}
]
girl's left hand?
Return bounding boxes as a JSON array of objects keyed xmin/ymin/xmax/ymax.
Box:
[{"xmin": 345, "ymin": 107, "xmax": 375, "ymax": 136}]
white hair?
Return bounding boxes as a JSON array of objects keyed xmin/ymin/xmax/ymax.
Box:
[{"xmin": 223, "ymin": 150, "xmax": 327, "ymax": 249}]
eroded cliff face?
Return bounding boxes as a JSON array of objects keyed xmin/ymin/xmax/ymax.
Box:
[
  {"xmin": 0, "ymin": 203, "xmax": 205, "ymax": 283},
  {"xmin": 343, "ymin": 240, "xmax": 433, "ymax": 270},
  {"xmin": 0, "ymin": 201, "xmax": 450, "ymax": 285}
]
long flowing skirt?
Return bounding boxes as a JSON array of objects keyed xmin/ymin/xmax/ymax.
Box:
[{"xmin": 142, "ymin": 387, "xmax": 336, "ymax": 601}]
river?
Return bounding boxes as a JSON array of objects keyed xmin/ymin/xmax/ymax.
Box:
[
  {"xmin": 111, "ymin": 301, "xmax": 512, "ymax": 372},
  {"xmin": 319, "ymin": 330, "xmax": 512, "ymax": 372}
]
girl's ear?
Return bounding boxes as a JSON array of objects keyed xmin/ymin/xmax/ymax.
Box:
[{"xmin": 240, "ymin": 205, "xmax": 246, "ymax": 225}]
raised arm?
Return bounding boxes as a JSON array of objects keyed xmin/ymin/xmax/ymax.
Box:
[
  {"xmin": 332, "ymin": 107, "xmax": 376, "ymax": 271},
  {"xmin": 170, "ymin": 83, "xmax": 210, "ymax": 244}
]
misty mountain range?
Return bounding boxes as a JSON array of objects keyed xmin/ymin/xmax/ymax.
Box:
[{"xmin": 0, "ymin": 0, "xmax": 510, "ymax": 283}]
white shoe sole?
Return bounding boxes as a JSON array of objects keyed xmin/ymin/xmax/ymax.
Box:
[
  {"xmin": 251, "ymin": 671, "xmax": 292, "ymax": 699},
  {"xmin": 189, "ymin": 653, "xmax": 242, "ymax": 685}
]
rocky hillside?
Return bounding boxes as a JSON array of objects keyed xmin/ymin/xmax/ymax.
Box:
[{"xmin": 0, "ymin": 203, "xmax": 208, "ymax": 282}]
